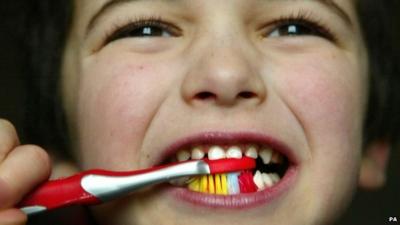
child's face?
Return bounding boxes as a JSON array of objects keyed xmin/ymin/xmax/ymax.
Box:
[{"xmin": 62, "ymin": 0, "xmax": 368, "ymax": 224}]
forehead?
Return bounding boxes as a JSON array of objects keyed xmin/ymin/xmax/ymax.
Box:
[
  {"xmin": 74, "ymin": 0, "xmax": 356, "ymax": 18},
  {"xmin": 71, "ymin": 0, "xmax": 359, "ymax": 40},
  {"xmin": 76, "ymin": 0, "xmax": 355, "ymax": 6}
]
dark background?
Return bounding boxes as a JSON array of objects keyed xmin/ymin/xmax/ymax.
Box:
[{"xmin": 1, "ymin": 1, "xmax": 399, "ymax": 225}]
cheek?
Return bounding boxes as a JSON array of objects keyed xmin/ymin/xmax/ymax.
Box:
[
  {"xmin": 75, "ymin": 54, "xmax": 170, "ymax": 169},
  {"xmin": 275, "ymin": 51, "xmax": 366, "ymax": 218},
  {"xmin": 277, "ymin": 52, "xmax": 365, "ymax": 147}
]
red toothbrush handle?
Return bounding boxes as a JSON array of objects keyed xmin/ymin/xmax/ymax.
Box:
[
  {"xmin": 18, "ymin": 165, "xmax": 173, "ymax": 212},
  {"xmin": 19, "ymin": 171, "xmax": 102, "ymax": 211},
  {"xmin": 18, "ymin": 167, "xmax": 162, "ymax": 211}
]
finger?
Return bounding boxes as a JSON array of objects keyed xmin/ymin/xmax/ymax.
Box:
[
  {"xmin": 0, "ymin": 119, "xmax": 20, "ymax": 163},
  {"xmin": 0, "ymin": 145, "xmax": 51, "ymax": 207},
  {"xmin": 0, "ymin": 209, "xmax": 27, "ymax": 225}
]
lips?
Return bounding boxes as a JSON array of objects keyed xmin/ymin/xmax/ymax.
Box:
[{"xmin": 154, "ymin": 131, "xmax": 299, "ymax": 209}]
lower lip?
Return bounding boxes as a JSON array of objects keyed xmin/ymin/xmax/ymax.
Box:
[{"xmin": 165, "ymin": 165, "xmax": 298, "ymax": 209}]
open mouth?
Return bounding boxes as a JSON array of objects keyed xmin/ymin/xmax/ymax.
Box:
[
  {"xmin": 158, "ymin": 132, "xmax": 298, "ymax": 207},
  {"xmin": 168, "ymin": 144, "xmax": 289, "ymax": 194}
]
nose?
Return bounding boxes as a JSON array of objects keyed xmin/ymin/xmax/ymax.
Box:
[{"xmin": 181, "ymin": 41, "xmax": 267, "ymax": 107}]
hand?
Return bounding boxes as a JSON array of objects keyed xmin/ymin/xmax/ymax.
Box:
[{"xmin": 0, "ymin": 119, "xmax": 51, "ymax": 225}]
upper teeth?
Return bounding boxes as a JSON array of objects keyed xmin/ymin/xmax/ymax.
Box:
[
  {"xmin": 175, "ymin": 144, "xmax": 283, "ymax": 165},
  {"xmin": 208, "ymin": 146, "xmax": 226, "ymax": 160},
  {"xmin": 177, "ymin": 149, "xmax": 191, "ymax": 161},
  {"xmin": 226, "ymin": 146, "xmax": 242, "ymax": 159},
  {"xmin": 259, "ymin": 147, "xmax": 272, "ymax": 164},
  {"xmin": 245, "ymin": 145, "xmax": 258, "ymax": 159},
  {"xmin": 191, "ymin": 146, "xmax": 205, "ymax": 160}
]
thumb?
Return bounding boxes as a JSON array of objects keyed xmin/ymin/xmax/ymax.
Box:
[{"xmin": 0, "ymin": 208, "xmax": 27, "ymax": 225}]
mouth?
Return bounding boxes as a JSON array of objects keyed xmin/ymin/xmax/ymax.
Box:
[{"xmin": 157, "ymin": 132, "xmax": 299, "ymax": 208}]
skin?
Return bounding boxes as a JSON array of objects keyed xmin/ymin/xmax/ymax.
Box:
[{"xmin": 0, "ymin": 0, "xmax": 390, "ymax": 225}]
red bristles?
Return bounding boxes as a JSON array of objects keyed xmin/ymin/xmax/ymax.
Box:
[{"xmin": 238, "ymin": 171, "xmax": 257, "ymax": 193}]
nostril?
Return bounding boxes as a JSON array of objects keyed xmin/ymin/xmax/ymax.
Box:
[
  {"xmin": 195, "ymin": 91, "xmax": 217, "ymax": 100},
  {"xmin": 238, "ymin": 91, "xmax": 256, "ymax": 99}
]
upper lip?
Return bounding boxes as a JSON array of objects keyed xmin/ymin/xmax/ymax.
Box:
[{"xmin": 154, "ymin": 131, "xmax": 299, "ymax": 166}]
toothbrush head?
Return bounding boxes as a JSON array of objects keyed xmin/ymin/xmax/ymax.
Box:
[{"xmin": 204, "ymin": 157, "xmax": 255, "ymax": 174}]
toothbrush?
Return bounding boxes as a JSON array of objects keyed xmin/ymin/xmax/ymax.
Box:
[{"xmin": 19, "ymin": 157, "xmax": 255, "ymax": 216}]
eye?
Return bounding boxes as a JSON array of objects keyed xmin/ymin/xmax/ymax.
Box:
[
  {"xmin": 127, "ymin": 25, "xmax": 172, "ymax": 37},
  {"xmin": 270, "ymin": 24, "xmax": 320, "ymax": 37},
  {"xmin": 105, "ymin": 18, "xmax": 181, "ymax": 44},
  {"xmin": 265, "ymin": 17, "xmax": 335, "ymax": 41}
]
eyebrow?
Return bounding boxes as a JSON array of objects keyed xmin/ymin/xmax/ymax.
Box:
[
  {"xmin": 86, "ymin": 0, "xmax": 352, "ymax": 36},
  {"xmin": 316, "ymin": 0, "xmax": 353, "ymax": 26},
  {"xmin": 86, "ymin": 0, "xmax": 136, "ymax": 35}
]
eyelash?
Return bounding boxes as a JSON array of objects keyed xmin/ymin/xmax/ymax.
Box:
[
  {"xmin": 267, "ymin": 11, "xmax": 337, "ymax": 42},
  {"xmin": 102, "ymin": 12, "xmax": 337, "ymax": 45},
  {"xmin": 104, "ymin": 16, "xmax": 181, "ymax": 44}
]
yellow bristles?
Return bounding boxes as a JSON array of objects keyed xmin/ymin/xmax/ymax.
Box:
[
  {"xmin": 208, "ymin": 175, "xmax": 215, "ymax": 194},
  {"xmin": 200, "ymin": 175, "xmax": 208, "ymax": 193},
  {"xmin": 188, "ymin": 177, "xmax": 200, "ymax": 192},
  {"xmin": 215, "ymin": 174, "xmax": 222, "ymax": 194},
  {"xmin": 221, "ymin": 174, "xmax": 228, "ymax": 195},
  {"xmin": 187, "ymin": 174, "xmax": 228, "ymax": 195}
]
